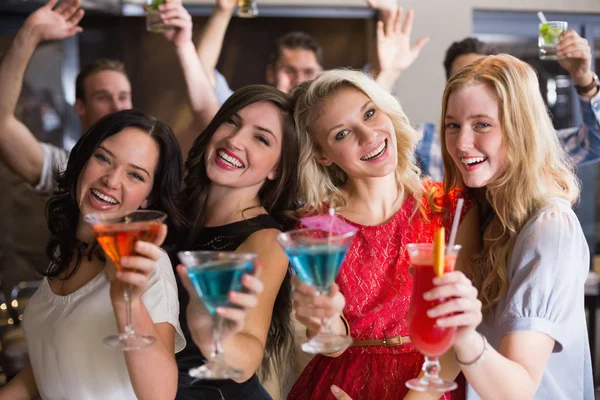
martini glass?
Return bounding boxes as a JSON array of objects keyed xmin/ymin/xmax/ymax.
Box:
[
  {"xmin": 277, "ymin": 227, "xmax": 356, "ymax": 354},
  {"xmin": 178, "ymin": 251, "xmax": 257, "ymax": 380},
  {"xmin": 84, "ymin": 210, "xmax": 166, "ymax": 350}
]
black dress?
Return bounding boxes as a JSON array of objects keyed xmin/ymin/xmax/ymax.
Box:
[{"xmin": 174, "ymin": 215, "xmax": 281, "ymax": 400}]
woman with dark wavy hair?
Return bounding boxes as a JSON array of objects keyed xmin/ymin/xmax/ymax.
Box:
[
  {"xmin": 0, "ymin": 109, "xmax": 188, "ymax": 400},
  {"xmin": 173, "ymin": 84, "xmax": 299, "ymax": 400}
]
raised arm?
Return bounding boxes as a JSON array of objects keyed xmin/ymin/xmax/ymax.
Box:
[
  {"xmin": 0, "ymin": 0, "xmax": 83, "ymax": 186},
  {"xmin": 197, "ymin": 0, "xmax": 237, "ymax": 87},
  {"xmin": 159, "ymin": 0, "xmax": 220, "ymax": 158},
  {"xmin": 555, "ymin": 29, "xmax": 600, "ymax": 166},
  {"xmin": 365, "ymin": 3, "xmax": 429, "ymax": 92}
]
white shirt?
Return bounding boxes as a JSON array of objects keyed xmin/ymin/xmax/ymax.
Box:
[{"xmin": 23, "ymin": 251, "xmax": 186, "ymax": 400}]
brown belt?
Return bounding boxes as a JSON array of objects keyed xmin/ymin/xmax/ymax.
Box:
[{"xmin": 351, "ymin": 335, "xmax": 411, "ymax": 347}]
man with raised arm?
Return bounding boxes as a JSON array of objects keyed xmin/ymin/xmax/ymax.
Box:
[
  {"xmin": 0, "ymin": 0, "xmax": 223, "ymax": 191},
  {"xmin": 0, "ymin": 0, "xmax": 137, "ymax": 192}
]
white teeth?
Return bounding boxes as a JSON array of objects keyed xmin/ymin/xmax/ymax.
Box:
[
  {"xmin": 361, "ymin": 141, "xmax": 386, "ymax": 161},
  {"xmin": 91, "ymin": 189, "xmax": 118, "ymax": 204},
  {"xmin": 461, "ymin": 156, "xmax": 487, "ymax": 165},
  {"xmin": 217, "ymin": 151, "xmax": 244, "ymax": 168}
]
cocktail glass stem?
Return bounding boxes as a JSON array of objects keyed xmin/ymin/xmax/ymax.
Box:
[
  {"xmin": 300, "ymin": 288, "xmax": 352, "ymax": 354},
  {"xmin": 210, "ymin": 314, "xmax": 226, "ymax": 365},
  {"xmin": 406, "ymin": 355, "xmax": 457, "ymax": 391},
  {"xmin": 422, "ymin": 356, "xmax": 441, "ymax": 381},
  {"xmin": 124, "ymin": 285, "xmax": 134, "ymax": 336}
]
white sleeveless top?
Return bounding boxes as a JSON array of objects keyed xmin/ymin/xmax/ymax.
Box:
[{"xmin": 23, "ymin": 251, "xmax": 185, "ymax": 400}]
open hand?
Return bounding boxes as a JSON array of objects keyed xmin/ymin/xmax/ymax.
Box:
[
  {"xmin": 24, "ymin": 0, "xmax": 84, "ymax": 43},
  {"xmin": 377, "ymin": 8, "xmax": 429, "ymax": 74}
]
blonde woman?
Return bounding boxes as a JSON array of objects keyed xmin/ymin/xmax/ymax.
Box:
[
  {"xmin": 424, "ymin": 54, "xmax": 594, "ymax": 399},
  {"xmin": 287, "ymin": 69, "xmax": 480, "ymax": 400}
]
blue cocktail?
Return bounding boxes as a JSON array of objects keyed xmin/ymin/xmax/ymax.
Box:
[
  {"xmin": 285, "ymin": 245, "xmax": 348, "ymax": 293},
  {"xmin": 278, "ymin": 228, "xmax": 356, "ymax": 353},
  {"xmin": 187, "ymin": 261, "xmax": 254, "ymax": 315},
  {"xmin": 178, "ymin": 251, "xmax": 258, "ymax": 380}
]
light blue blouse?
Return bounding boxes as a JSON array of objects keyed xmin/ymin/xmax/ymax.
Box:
[{"xmin": 467, "ymin": 198, "xmax": 594, "ymax": 400}]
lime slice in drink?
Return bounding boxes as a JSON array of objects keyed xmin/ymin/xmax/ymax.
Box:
[{"xmin": 540, "ymin": 23, "xmax": 563, "ymax": 44}]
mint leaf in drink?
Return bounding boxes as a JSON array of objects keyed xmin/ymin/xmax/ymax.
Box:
[{"xmin": 151, "ymin": 0, "xmax": 165, "ymax": 10}]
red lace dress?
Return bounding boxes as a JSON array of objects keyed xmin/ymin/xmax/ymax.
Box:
[{"xmin": 288, "ymin": 184, "xmax": 472, "ymax": 400}]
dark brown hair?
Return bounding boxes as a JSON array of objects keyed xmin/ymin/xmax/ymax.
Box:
[
  {"xmin": 45, "ymin": 109, "xmax": 185, "ymax": 279},
  {"xmin": 180, "ymin": 85, "xmax": 299, "ymax": 379}
]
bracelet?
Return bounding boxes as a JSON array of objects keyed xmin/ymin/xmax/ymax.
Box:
[
  {"xmin": 340, "ymin": 314, "xmax": 350, "ymax": 336},
  {"xmin": 455, "ymin": 332, "xmax": 488, "ymax": 368}
]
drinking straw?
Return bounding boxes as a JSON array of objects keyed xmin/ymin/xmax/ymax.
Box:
[
  {"xmin": 447, "ymin": 198, "xmax": 464, "ymax": 250},
  {"xmin": 537, "ymin": 11, "xmax": 547, "ymax": 24},
  {"xmin": 327, "ymin": 207, "xmax": 335, "ymax": 241}
]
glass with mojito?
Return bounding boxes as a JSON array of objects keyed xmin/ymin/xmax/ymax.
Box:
[
  {"xmin": 145, "ymin": 0, "xmax": 174, "ymax": 33},
  {"xmin": 538, "ymin": 21, "xmax": 567, "ymax": 60}
]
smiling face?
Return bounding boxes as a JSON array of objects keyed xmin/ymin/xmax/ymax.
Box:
[
  {"xmin": 204, "ymin": 101, "xmax": 284, "ymax": 192},
  {"xmin": 444, "ymin": 83, "xmax": 506, "ymax": 188},
  {"xmin": 310, "ymin": 87, "xmax": 397, "ymax": 179},
  {"xmin": 76, "ymin": 127, "xmax": 159, "ymax": 222}
]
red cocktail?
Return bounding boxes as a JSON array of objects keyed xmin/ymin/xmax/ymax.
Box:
[{"xmin": 406, "ymin": 243, "xmax": 461, "ymax": 392}]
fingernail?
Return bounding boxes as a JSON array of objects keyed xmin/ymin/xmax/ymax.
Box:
[
  {"xmin": 427, "ymin": 309, "xmax": 436, "ymax": 317},
  {"xmin": 423, "ymin": 291, "xmax": 432, "ymax": 300},
  {"xmin": 331, "ymin": 385, "xmax": 340, "ymax": 394},
  {"xmin": 120, "ymin": 258, "xmax": 128, "ymax": 266},
  {"xmin": 432, "ymin": 277, "xmax": 442, "ymax": 285}
]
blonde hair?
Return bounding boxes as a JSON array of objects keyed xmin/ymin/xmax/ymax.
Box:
[
  {"xmin": 440, "ymin": 54, "xmax": 580, "ymax": 312},
  {"xmin": 292, "ymin": 69, "xmax": 424, "ymax": 215}
]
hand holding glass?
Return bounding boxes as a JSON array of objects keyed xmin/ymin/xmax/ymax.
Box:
[
  {"xmin": 539, "ymin": 21, "xmax": 568, "ymax": 60},
  {"xmin": 406, "ymin": 243, "xmax": 461, "ymax": 392},
  {"xmin": 178, "ymin": 251, "xmax": 258, "ymax": 380},
  {"xmin": 145, "ymin": 0, "xmax": 175, "ymax": 33},
  {"xmin": 278, "ymin": 228, "xmax": 355, "ymax": 354},
  {"xmin": 84, "ymin": 210, "xmax": 166, "ymax": 350}
]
